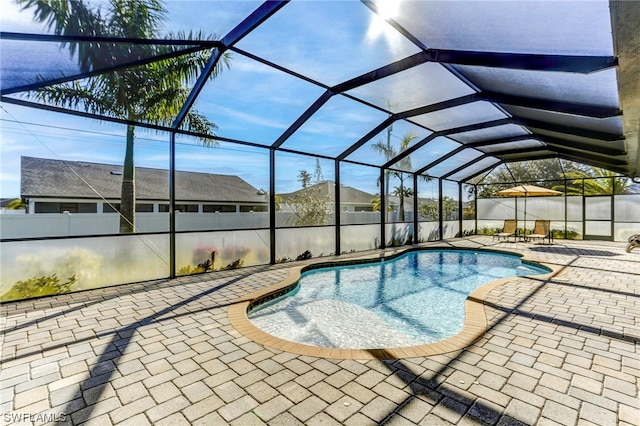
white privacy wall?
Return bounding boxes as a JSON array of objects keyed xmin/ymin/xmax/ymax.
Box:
[{"xmin": 477, "ymin": 195, "xmax": 640, "ymax": 240}]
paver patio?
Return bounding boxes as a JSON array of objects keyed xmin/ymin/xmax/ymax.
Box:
[{"xmin": 1, "ymin": 236, "xmax": 638, "ymax": 425}]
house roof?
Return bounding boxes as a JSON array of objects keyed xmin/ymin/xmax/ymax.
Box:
[
  {"xmin": 280, "ymin": 181, "xmax": 376, "ymax": 205},
  {"xmin": 20, "ymin": 156, "xmax": 266, "ymax": 203},
  {"xmin": 279, "ymin": 180, "xmax": 445, "ymax": 207}
]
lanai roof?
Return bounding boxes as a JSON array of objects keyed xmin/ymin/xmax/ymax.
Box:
[{"xmin": 2, "ymin": 1, "xmax": 639, "ymax": 181}]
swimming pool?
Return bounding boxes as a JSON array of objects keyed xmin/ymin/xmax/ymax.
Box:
[{"xmin": 248, "ymin": 249, "xmax": 550, "ymax": 349}]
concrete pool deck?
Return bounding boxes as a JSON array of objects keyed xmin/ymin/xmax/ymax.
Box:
[{"xmin": 1, "ymin": 236, "xmax": 638, "ymax": 425}]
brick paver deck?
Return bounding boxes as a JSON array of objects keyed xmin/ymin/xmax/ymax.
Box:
[{"xmin": 1, "ymin": 237, "xmax": 638, "ymax": 425}]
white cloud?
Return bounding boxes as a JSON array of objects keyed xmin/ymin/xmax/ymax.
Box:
[
  {"xmin": 210, "ymin": 103, "xmax": 289, "ymax": 130},
  {"xmin": 232, "ymin": 58, "xmax": 284, "ymax": 76},
  {"xmin": 0, "ymin": 2, "xmax": 42, "ymax": 32}
]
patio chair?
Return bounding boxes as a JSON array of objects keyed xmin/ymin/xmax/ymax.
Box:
[
  {"xmin": 626, "ymin": 234, "xmax": 640, "ymax": 253},
  {"xmin": 528, "ymin": 220, "xmax": 552, "ymax": 244},
  {"xmin": 493, "ymin": 219, "xmax": 518, "ymax": 242}
]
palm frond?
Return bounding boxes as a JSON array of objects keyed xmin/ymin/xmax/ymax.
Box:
[
  {"xmin": 107, "ymin": 0, "xmax": 165, "ymax": 38},
  {"xmin": 183, "ymin": 111, "xmax": 218, "ymax": 143},
  {"xmin": 370, "ymin": 140, "xmax": 394, "ymax": 159},
  {"xmin": 137, "ymin": 86, "xmax": 187, "ymax": 122},
  {"xmin": 29, "ymin": 79, "xmax": 119, "ymax": 116},
  {"xmin": 167, "ymin": 30, "xmax": 232, "ymax": 76},
  {"xmin": 17, "ymin": 0, "xmax": 108, "ymax": 72}
]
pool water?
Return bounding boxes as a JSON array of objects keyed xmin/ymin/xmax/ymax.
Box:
[{"xmin": 248, "ymin": 250, "xmax": 549, "ymax": 349}]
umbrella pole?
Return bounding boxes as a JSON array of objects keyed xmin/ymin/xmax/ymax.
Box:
[{"xmin": 524, "ymin": 195, "xmax": 527, "ymax": 236}]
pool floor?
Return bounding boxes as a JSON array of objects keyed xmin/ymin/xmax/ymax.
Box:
[{"xmin": 248, "ymin": 250, "xmax": 549, "ymax": 349}]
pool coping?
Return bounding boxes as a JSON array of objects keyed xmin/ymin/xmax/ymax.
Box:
[{"xmin": 227, "ymin": 246, "xmax": 561, "ymax": 360}]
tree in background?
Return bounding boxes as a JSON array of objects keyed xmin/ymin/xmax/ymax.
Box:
[
  {"xmin": 392, "ymin": 185, "xmax": 414, "ymax": 221},
  {"xmin": 313, "ymin": 158, "xmax": 324, "ymax": 183},
  {"xmin": 463, "ymin": 200, "xmax": 475, "ymax": 220},
  {"xmin": 476, "ymin": 159, "xmax": 565, "ymax": 198},
  {"xmin": 555, "ymin": 167, "xmax": 631, "ymax": 195},
  {"xmin": 418, "ymin": 196, "xmax": 458, "ymax": 221},
  {"xmin": 371, "ymin": 132, "xmax": 430, "ymax": 221},
  {"xmin": 476, "ymin": 160, "xmax": 630, "ymax": 198},
  {"xmin": 297, "ymin": 170, "xmax": 312, "ymax": 188},
  {"xmin": 286, "ymin": 164, "xmax": 330, "ymax": 226},
  {"xmin": 17, "ymin": 0, "xmax": 230, "ymax": 232}
]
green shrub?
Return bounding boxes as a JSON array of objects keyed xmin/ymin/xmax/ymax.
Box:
[
  {"xmin": 295, "ymin": 250, "xmax": 313, "ymax": 261},
  {"xmin": 221, "ymin": 259, "xmax": 244, "ymax": 270},
  {"xmin": 477, "ymin": 227, "xmax": 503, "ymax": 236},
  {"xmin": 177, "ymin": 265, "xmax": 200, "ymax": 276},
  {"xmin": 552, "ymin": 229, "xmax": 581, "ymax": 239},
  {"xmin": 1, "ymin": 274, "xmax": 77, "ymax": 302}
]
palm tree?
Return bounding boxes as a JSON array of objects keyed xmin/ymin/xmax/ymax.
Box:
[
  {"xmin": 371, "ymin": 132, "xmax": 429, "ymax": 221},
  {"xmin": 16, "ymin": 0, "xmax": 230, "ymax": 232},
  {"xmin": 554, "ymin": 167, "xmax": 631, "ymax": 195},
  {"xmin": 297, "ymin": 170, "xmax": 312, "ymax": 188},
  {"xmin": 391, "ymin": 185, "xmax": 414, "ymax": 221}
]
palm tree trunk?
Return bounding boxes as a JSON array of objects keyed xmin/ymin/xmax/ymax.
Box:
[
  {"xmin": 119, "ymin": 125, "xmax": 136, "ymax": 233},
  {"xmin": 399, "ymin": 180, "xmax": 405, "ymax": 222},
  {"xmin": 385, "ymin": 124, "xmax": 391, "ymax": 222}
]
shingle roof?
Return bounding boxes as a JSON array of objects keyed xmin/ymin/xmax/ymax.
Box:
[
  {"xmin": 280, "ymin": 181, "xmax": 375, "ymax": 204},
  {"xmin": 21, "ymin": 156, "xmax": 266, "ymax": 203}
]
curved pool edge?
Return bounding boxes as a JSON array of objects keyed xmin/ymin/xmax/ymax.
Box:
[{"xmin": 227, "ymin": 246, "xmax": 561, "ymax": 360}]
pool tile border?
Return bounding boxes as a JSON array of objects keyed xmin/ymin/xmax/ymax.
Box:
[{"xmin": 227, "ymin": 246, "xmax": 561, "ymax": 360}]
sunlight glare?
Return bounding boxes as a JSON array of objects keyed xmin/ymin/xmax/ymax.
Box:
[
  {"xmin": 366, "ymin": 1, "xmax": 403, "ymax": 49},
  {"xmin": 376, "ymin": 0, "xmax": 400, "ymax": 20}
]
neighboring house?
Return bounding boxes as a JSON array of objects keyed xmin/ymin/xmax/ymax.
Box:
[
  {"xmin": 20, "ymin": 157, "xmax": 445, "ymax": 217},
  {"xmin": 278, "ymin": 180, "xmax": 444, "ymax": 215},
  {"xmin": 20, "ymin": 156, "xmax": 268, "ymax": 214},
  {"xmin": 279, "ymin": 180, "xmax": 380, "ymax": 212}
]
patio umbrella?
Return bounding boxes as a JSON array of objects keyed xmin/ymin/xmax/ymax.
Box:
[{"xmin": 496, "ymin": 185, "xmax": 563, "ymax": 233}]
